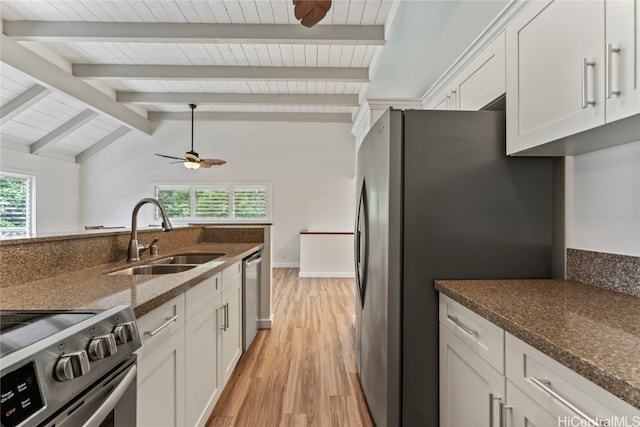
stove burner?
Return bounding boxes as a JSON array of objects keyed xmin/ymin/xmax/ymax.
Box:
[{"xmin": 0, "ymin": 311, "xmax": 96, "ymax": 358}]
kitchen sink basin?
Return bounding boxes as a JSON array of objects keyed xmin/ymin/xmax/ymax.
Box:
[
  {"xmin": 109, "ymin": 264, "xmax": 197, "ymax": 276},
  {"xmin": 150, "ymin": 253, "xmax": 226, "ymax": 265}
]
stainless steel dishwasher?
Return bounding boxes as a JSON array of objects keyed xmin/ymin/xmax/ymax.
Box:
[{"xmin": 242, "ymin": 251, "xmax": 262, "ymax": 351}]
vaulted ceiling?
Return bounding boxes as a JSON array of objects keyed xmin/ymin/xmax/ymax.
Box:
[{"xmin": 0, "ymin": 0, "xmax": 397, "ymax": 162}]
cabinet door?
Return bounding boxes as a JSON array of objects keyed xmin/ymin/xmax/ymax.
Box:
[
  {"xmin": 185, "ymin": 301, "xmax": 222, "ymax": 427},
  {"xmin": 506, "ymin": 0, "xmax": 605, "ymax": 154},
  {"xmin": 506, "ymin": 380, "xmax": 572, "ymax": 427},
  {"xmin": 137, "ymin": 327, "xmax": 186, "ymax": 427},
  {"xmin": 432, "ymin": 94, "xmax": 449, "ymax": 110},
  {"xmin": 605, "ymin": 0, "xmax": 640, "ymax": 121},
  {"xmin": 457, "ymin": 32, "xmax": 506, "ymax": 111},
  {"xmin": 440, "ymin": 325, "xmax": 505, "ymax": 427},
  {"xmin": 221, "ymin": 279, "xmax": 242, "ymax": 385}
]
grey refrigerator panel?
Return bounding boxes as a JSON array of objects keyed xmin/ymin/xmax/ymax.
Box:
[
  {"xmin": 355, "ymin": 109, "xmax": 554, "ymax": 427},
  {"xmin": 355, "ymin": 110, "xmax": 397, "ymax": 427}
]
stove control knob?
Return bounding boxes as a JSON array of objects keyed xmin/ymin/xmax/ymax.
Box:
[
  {"xmin": 88, "ymin": 334, "xmax": 118, "ymax": 360},
  {"xmin": 113, "ymin": 321, "xmax": 139, "ymax": 344},
  {"xmin": 55, "ymin": 350, "xmax": 90, "ymax": 382}
]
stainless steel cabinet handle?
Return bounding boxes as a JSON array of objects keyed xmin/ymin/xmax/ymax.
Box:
[
  {"xmin": 501, "ymin": 403, "xmax": 512, "ymax": 427},
  {"xmin": 582, "ymin": 58, "xmax": 596, "ymax": 108},
  {"xmin": 224, "ymin": 302, "xmax": 229, "ymax": 330},
  {"xmin": 530, "ymin": 377, "xmax": 601, "ymax": 426},
  {"xmin": 219, "ymin": 306, "xmax": 225, "ymax": 330},
  {"xmin": 606, "ymin": 44, "xmax": 621, "ymax": 98},
  {"xmin": 146, "ymin": 315, "xmax": 178, "ymax": 336},
  {"xmin": 489, "ymin": 393, "xmax": 503, "ymax": 427},
  {"xmin": 451, "ymin": 90, "xmax": 457, "ymax": 110},
  {"xmin": 447, "ymin": 314, "xmax": 477, "ymax": 336}
]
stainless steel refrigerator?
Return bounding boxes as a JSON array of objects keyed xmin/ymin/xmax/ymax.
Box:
[{"xmin": 354, "ymin": 109, "xmax": 557, "ymax": 427}]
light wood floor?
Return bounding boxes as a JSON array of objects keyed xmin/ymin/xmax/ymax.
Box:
[{"xmin": 206, "ymin": 268, "xmax": 374, "ymax": 427}]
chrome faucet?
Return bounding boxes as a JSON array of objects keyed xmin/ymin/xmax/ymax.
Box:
[{"xmin": 127, "ymin": 198, "xmax": 173, "ymax": 261}]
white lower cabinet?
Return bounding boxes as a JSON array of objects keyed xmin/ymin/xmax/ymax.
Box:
[
  {"xmin": 439, "ymin": 294, "xmax": 640, "ymax": 427},
  {"xmin": 137, "ymin": 295, "xmax": 186, "ymax": 427},
  {"xmin": 505, "ymin": 380, "xmax": 564, "ymax": 427},
  {"xmin": 137, "ymin": 261, "xmax": 244, "ymax": 427},
  {"xmin": 185, "ymin": 274, "xmax": 222, "ymax": 427},
  {"xmin": 504, "ymin": 332, "xmax": 640, "ymax": 427},
  {"xmin": 221, "ymin": 268, "xmax": 243, "ymax": 385},
  {"xmin": 440, "ymin": 324, "xmax": 505, "ymax": 427}
]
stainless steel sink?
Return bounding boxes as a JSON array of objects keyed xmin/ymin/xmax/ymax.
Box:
[
  {"xmin": 150, "ymin": 253, "xmax": 225, "ymax": 265},
  {"xmin": 109, "ymin": 264, "xmax": 197, "ymax": 276}
]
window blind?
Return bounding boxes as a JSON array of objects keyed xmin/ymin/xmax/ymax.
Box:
[
  {"xmin": 154, "ymin": 183, "xmax": 269, "ymax": 222},
  {"xmin": 233, "ymin": 187, "xmax": 267, "ymax": 218}
]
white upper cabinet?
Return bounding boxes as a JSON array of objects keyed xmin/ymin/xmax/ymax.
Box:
[
  {"xmin": 429, "ymin": 92, "xmax": 451, "ymax": 110},
  {"xmin": 506, "ymin": 0, "xmax": 640, "ymax": 155},
  {"xmin": 425, "ymin": 32, "xmax": 506, "ymax": 112},
  {"xmin": 605, "ymin": 0, "xmax": 640, "ymax": 122},
  {"xmin": 506, "ymin": 0, "xmax": 605, "ymax": 154},
  {"xmin": 457, "ymin": 32, "xmax": 506, "ymax": 111}
]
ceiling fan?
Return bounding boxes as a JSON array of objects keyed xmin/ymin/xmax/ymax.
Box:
[
  {"xmin": 293, "ymin": 0, "xmax": 332, "ymax": 27},
  {"xmin": 155, "ymin": 104, "xmax": 226, "ymax": 169}
]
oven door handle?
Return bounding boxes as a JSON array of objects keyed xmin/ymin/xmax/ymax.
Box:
[{"xmin": 83, "ymin": 364, "xmax": 137, "ymax": 427}]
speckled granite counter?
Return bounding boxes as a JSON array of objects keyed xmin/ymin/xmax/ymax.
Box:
[
  {"xmin": 0, "ymin": 242, "xmax": 262, "ymax": 318},
  {"xmin": 434, "ymin": 279, "xmax": 640, "ymax": 410}
]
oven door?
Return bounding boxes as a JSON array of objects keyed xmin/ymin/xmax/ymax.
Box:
[{"xmin": 41, "ymin": 356, "xmax": 137, "ymax": 427}]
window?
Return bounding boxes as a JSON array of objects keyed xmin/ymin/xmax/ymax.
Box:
[
  {"xmin": 0, "ymin": 173, "xmax": 35, "ymax": 238},
  {"xmin": 155, "ymin": 184, "xmax": 269, "ymax": 222}
]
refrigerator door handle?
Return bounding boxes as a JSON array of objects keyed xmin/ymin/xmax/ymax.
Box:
[{"xmin": 355, "ymin": 179, "xmax": 369, "ymax": 307}]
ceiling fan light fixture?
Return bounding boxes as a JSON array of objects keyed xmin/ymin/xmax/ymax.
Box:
[{"xmin": 184, "ymin": 161, "xmax": 200, "ymax": 170}]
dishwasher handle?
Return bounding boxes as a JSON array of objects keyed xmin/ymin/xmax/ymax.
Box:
[{"xmin": 245, "ymin": 252, "xmax": 262, "ymax": 266}]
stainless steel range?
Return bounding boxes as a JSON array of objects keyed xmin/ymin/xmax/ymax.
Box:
[{"xmin": 0, "ymin": 305, "xmax": 141, "ymax": 427}]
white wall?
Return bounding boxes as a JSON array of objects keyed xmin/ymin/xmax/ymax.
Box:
[
  {"xmin": 0, "ymin": 144, "xmax": 80, "ymax": 235},
  {"xmin": 567, "ymin": 141, "xmax": 640, "ymax": 257},
  {"xmin": 80, "ymin": 120, "xmax": 356, "ymax": 266}
]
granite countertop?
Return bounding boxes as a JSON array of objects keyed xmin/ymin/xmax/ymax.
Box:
[
  {"xmin": 0, "ymin": 242, "xmax": 262, "ymax": 318},
  {"xmin": 435, "ymin": 279, "xmax": 640, "ymax": 410}
]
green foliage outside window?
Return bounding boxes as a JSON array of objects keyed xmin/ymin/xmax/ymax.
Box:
[
  {"xmin": 155, "ymin": 185, "xmax": 268, "ymax": 221},
  {"xmin": 234, "ymin": 189, "xmax": 267, "ymax": 218},
  {"xmin": 156, "ymin": 188, "xmax": 190, "ymax": 218},
  {"xmin": 0, "ymin": 174, "xmax": 32, "ymax": 237}
]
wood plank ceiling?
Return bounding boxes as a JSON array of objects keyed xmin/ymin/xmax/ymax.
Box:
[{"xmin": 0, "ymin": 0, "xmax": 395, "ymax": 162}]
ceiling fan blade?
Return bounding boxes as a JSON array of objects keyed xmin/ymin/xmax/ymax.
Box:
[
  {"xmin": 294, "ymin": 0, "xmax": 331, "ymax": 27},
  {"xmin": 293, "ymin": 0, "xmax": 315, "ymax": 20},
  {"xmin": 199, "ymin": 158, "xmax": 227, "ymax": 167},
  {"xmin": 170, "ymin": 161, "xmax": 187, "ymax": 164},
  {"xmin": 155, "ymin": 153, "xmax": 186, "ymax": 161}
]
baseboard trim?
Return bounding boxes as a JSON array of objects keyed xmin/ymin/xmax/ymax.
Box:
[
  {"xmin": 273, "ymin": 262, "xmax": 300, "ymax": 268},
  {"xmin": 299, "ymin": 272, "xmax": 356, "ymax": 278},
  {"xmin": 258, "ymin": 314, "xmax": 273, "ymax": 329}
]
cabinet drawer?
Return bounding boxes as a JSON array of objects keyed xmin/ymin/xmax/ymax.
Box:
[
  {"xmin": 221, "ymin": 261, "xmax": 241, "ymax": 290},
  {"xmin": 137, "ymin": 294, "xmax": 185, "ymax": 359},
  {"xmin": 186, "ymin": 272, "xmax": 221, "ymax": 321},
  {"xmin": 505, "ymin": 333, "xmax": 640, "ymax": 421},
  {"xmin": 439, "ymin": 294, "xmax": 504, "ymax": 374},
  {"xmin": 440, "ymin": 324, "xmax": 505, "ymax": 427}
]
